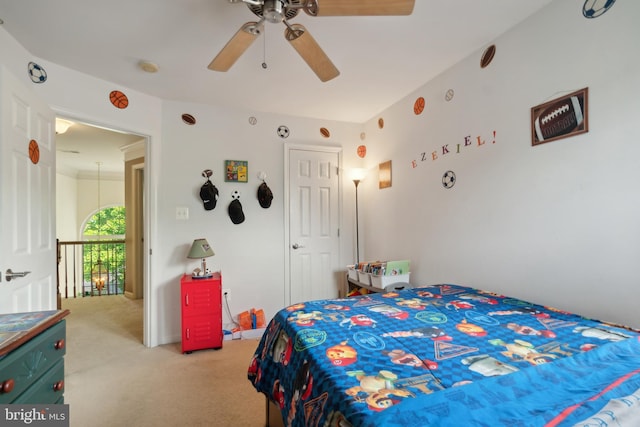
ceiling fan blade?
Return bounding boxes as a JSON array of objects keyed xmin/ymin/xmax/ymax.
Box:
[
  {"xmin": 310, "ymin": 0, "xmax": 415, "ymax": 16},
  {"xmin": 285, "ymin": 24, "xmax": 340, "ymax": 83},
  {"xmin": 208, "ymin": 22, "xmax": 262, "ymax": 72}
]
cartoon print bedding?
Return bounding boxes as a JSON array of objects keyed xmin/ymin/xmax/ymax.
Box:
[{"xmin": 247, "ymin": 284, "xmax": 640, "ymax": 426}]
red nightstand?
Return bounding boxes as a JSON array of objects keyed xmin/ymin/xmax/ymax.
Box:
[{"xmin": 180, "ymin": 273, "xmax": 223, "ymax": 354}]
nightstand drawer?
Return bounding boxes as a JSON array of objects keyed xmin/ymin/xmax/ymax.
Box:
[{"xmin": 0, "ymin": 320, "xmax": 66, "ymax": 404}]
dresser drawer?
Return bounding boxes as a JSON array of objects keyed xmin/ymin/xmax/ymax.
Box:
[
  {"xmin": 12, "ymin": 358, "xmax": 65, "ymax": 404},
  {"xmin": 0, "ymin": 320, "xmax": 66, "ymax": 404}
]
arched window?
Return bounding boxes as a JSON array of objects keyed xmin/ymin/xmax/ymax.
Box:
[
  {"xmin": 82, "ymin": 206, "xmax": 126, "ymax": 295},
  {"xmin": 83, "ymin": 206, "xmax": 126, "ymax": 238}
]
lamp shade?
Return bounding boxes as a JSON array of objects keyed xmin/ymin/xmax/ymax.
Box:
[{"xmin": 187, "ymin": 239, "xmax": 214, "ymax": 259}]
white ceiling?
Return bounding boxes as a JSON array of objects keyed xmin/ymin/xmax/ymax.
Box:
[
  {"xmin": 55, "ymin": 122, "xmax": 143, "ymax": 178},
  {"xmin": 0, "ymin": 0, "xmax": 554, "ymax": 174}
]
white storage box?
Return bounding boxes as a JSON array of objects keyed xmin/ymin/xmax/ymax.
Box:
[
  {"xmin": 357, "ymin": 271, "xmax": 372, "ymax": 285},
  {"xmin": 347, "ymin": 267, "xmax": 358, "ymax": 281},
  {"xmin": 370, "ymin": 272, "xmax": 410, "ymax": 289}
]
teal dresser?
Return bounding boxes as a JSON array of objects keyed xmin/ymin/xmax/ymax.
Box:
[{"xmin": 0, "ymin": 310, "xmax": 69, "ymax": 404}]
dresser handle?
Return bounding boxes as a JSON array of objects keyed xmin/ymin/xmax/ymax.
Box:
[
  {"xmin": 0, "ymin": 379, "xmax": 15, "ymax": 394},
  {"xmin": 53, "ymin": 381, "xmax": 64, "ymax": 392},
  {"xmin": 54, "ymin": 339, "xmax": 65, "ymax": 350}
]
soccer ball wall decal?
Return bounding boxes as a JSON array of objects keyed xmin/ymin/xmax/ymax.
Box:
[
  {"xmin": 27, "ymin": 62, "xmax": 47, "ymax": 83},
  {"xmin": 442, "ymin": 171, "xmax": 456, "ymax": 189},
  {"xmin": 277, "ymin": 125, "xmax": 290, "ymax": 138},
  {"xmin": 583, "ymin": 0, "xmax": 616, "ymax": 18}
]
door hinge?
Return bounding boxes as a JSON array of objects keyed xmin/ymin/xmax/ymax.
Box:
[{"xmin": 337, "ymin": 228, "xmax": 340, "ymax": 237}]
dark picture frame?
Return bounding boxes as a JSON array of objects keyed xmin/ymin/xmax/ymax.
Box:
[{"xmin": 531, "ymin": 87, "xmax": 589, "ymax": 146}]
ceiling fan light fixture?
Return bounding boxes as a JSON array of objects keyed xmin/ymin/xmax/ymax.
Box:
[
  {"xmin": 55, "ymin": 118, "xmax": 74, "ymax": 134},
  {"xmin": 212, "ymin": 0, "xmax": 414, "ymax": 79},
  {"xmin": 263, "ymin": 0, "xmax": 285, "ymax": 23}
]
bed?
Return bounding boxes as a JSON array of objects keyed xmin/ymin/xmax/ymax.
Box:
[{"xmin": 247, "ymin": 284, "xmax": 640, "ymax": 426}]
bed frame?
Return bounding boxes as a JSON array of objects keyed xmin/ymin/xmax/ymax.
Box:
[{"xmin": 265, "ymin": 396, "xmax": 284, "ymax": 427}]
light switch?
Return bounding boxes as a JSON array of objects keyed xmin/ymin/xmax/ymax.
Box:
[{"xmin": 176, "ymin": 206, "xmax": 189, "ymax": 220}]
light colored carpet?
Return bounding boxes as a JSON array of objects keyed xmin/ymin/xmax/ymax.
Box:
[{"xmin": 62, "ymin": 295, "xmax": 266, "ymax": 427}]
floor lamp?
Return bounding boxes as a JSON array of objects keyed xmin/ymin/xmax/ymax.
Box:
[{"xmin": 353, "ymin": 178, "xmax": 361, "ymax": 265}]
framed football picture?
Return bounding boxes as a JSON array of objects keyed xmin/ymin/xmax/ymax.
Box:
[{"xmin": 531, "ymin": 87, "xmax": 588, "ymax": 146}]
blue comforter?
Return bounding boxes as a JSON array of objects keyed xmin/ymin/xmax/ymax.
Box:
[{"xmin": 248, "ymin": 284, "xmax": 640, "ymax": 426}]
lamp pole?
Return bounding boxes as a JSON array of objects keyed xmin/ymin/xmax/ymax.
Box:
[{"xmin": 353, "ymin": 179, "xmax": 360, "ymax": 265}]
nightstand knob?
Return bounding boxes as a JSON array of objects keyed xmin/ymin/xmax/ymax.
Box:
[
  {"xmin": 54, "ymin": 339, "xmax": 65, "ymax": 350},
  {"xmin": 53, "ymin": 380, "xmax": 64, "ymax": 392},
  {"xmin": 0, "ymin": 378, "xmax": 15, "ymax": 394}
]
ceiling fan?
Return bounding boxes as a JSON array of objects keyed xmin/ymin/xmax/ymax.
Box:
[{"xmin": 208, "ymin": 0, "xmax": 415, "ymax": 82}]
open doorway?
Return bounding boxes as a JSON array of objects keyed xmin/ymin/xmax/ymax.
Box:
[{"xmin": 55, "ymin": 118, "xmax": 146, "ymax": 342}]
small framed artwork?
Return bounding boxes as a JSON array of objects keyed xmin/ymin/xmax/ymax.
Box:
[
  {"xmin": 531, "ymin": 87, "xmax": 588, "ymax": 146},
  {"xmin": 225, "ymin": 160, "xmax": 248, "ymax": 183},
  {"xmin": 379, "ymin": 160, "xmax": 392, "ymax": 189}
]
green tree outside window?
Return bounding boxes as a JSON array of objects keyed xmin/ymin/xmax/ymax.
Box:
[{"xmin": 83, "ymin": 206, "xmax": 126, "ymax": 291}]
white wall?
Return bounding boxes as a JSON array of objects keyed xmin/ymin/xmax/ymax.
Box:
[
  {"xmin": 353, "ymin": 1, "xmax": 640, "ymax": 328},
  {"xmin": 0, "ymin": 24, "xmax": 361, "ymax": 345},
  {"xmin": 55, "ymin": 173, "xmax": 78, "ymax": 241},
  {"xmin": 76, "ymin": 177, "xmax": 124, "ymax": 231},
  {"xmin": 154, "ymin": 102, "xmax": 360, "ymax": 342},
  {"xmin": 2, "ymin": 0, "xmax": 637, "ymax": 346},
  {"xmin": 56, "ymin": 174, "xmax": 125, "ymax": 240}
]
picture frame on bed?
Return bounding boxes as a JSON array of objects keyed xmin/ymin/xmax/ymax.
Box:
[{"xmin": 531, "ymin": 87, "xmax": 588, "ymax": 146}]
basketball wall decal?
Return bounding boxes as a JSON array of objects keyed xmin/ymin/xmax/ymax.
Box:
[
  {"xmin": 414, "ymin": 97, "xmax": 425, "ymax": 115},
  {"xmin": 378, "ymin": 118, "xmax": 384, "ymax": 129},
  {"xmin": 480, "ymin": 44, "xmax": 496, "ymax": 68},
  {"xmin": 29, "ymin": 139, "xmax": 40, "ymax": 164},
  {"xmin": 357, "ymin": 145, "xmax": 367, "ymax": 158},
  {"xmin": 109, "ymin": 90, "xmax": 129, "ymax": 109},
  {"xmin": 320, "ymin": 127, "xmax": 330, "ymax": 138},
  {"xmin": 181, "ymin": 113, "xmax": 196, "ymax": 125}
]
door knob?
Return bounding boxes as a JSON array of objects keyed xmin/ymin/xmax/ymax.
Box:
[
  {"xmin": 292, "ymin": 243, "xmax": 305, "ymax": 250},
  {"xmin": 5, "ymin": 269, "xmax": 31, "ymax": 282}
]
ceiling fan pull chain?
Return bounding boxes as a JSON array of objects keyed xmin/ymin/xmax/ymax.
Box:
[{"xmin": 262, "ymin": 25, "xmax": 268, "ymax": 69}]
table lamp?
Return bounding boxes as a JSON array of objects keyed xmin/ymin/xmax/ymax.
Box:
[{"xmin": 187, "ymin": 238, "xmax": 215, "ymax": 278}]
